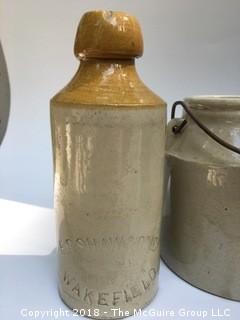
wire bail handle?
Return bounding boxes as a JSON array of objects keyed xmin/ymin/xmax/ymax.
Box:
[{"xmin": 171, "ymin": 100, "xmax": 240, "ymax": 155}]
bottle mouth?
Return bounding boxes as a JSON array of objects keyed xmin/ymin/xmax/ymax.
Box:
[
  {"xmin": 74, "ymin": 10, "xmax": 143, "ymax": 60},
  {"xmin": 184, "ymin": 95, "xmax": 240, "ymax": 111}
]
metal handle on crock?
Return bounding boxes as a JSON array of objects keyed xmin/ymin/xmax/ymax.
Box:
[{"xmin": 171, "ymin": 100, "xmax": 240, "ymax": 155}]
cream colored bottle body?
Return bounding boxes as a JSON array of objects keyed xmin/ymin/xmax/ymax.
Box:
[
  {"xmin": 50, "ymin": 11, "xmax": 166, "ymax": 319},
  {"xmin": 51, "ymin": 103, "xmax": 165, "ymax": 318}
]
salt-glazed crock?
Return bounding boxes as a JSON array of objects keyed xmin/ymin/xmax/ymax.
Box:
[
  {"xmin": 161, "ymin": 95, "xmax": 240, "ymax": 301},
  {"xmin": 50, "ymin": 10, "xmax": 166, "ymax": 319}
]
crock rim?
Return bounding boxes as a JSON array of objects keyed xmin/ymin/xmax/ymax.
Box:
[{"xmin": 184, "ymin": 95, "xmax": 240, "ymax": 110}]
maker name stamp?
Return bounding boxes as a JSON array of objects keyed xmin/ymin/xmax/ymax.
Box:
[
  {"xmin": 59, "ymin": 235, "xmax": 160, "ymax": 253},
  {"xmin": 62, "ymin": 267, "xmax": 157, "ymax": 307}
]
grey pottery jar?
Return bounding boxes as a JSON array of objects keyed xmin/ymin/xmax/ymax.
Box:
[
  {"xmin": 0, "ymin": 42, "xmax": 10, "ymax": 145},
  {"xmin": 161, "ymin": 96, "xmax": 240, "ymax": 301}
]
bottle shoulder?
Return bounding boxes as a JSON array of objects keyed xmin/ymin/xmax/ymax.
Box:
[{"xmin": 51, "ymin": 62, "xmax": 166, "ymax": 108}]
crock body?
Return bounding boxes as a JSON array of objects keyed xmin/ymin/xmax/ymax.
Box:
[{"xmin": 161, "ymin": 96, "xmax": 240, "ymax": 301}]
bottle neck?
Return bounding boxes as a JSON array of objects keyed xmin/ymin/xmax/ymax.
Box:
[{"xmin": 75, "ymin": 58, "xmax": 140, "ymax": 85}]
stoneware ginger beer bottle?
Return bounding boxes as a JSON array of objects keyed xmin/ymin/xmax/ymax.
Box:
[{"xmin": 50, "ymin": 10, "xmax": 166, "ymax": 319}]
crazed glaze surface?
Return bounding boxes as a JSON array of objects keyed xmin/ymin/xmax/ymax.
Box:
[
  {"xmin": 51, "ymin": 10, "xmax": 166, "ymax": 319},
  {"xmin": 161, "ymin": 96, "xmax": 240, "ymax": 301}
]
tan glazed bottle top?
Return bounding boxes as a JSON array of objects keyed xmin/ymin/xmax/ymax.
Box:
[
  {"xmin": 74, "ymin": 10, "xmax": 144, "ymax": 60},
  {"xmin": 51, "ymin": 10, "xmax": 166, "ymax": 107}
]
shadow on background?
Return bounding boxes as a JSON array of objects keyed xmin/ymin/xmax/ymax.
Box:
[{"xmin": 0, "ymin": 41, "xmax": 10, "ymax": 145}]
